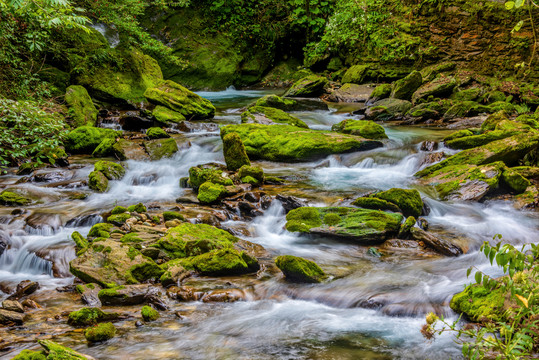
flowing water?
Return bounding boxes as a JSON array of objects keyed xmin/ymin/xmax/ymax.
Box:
[{"xmin": 1, "ymin": 89, "xmax": 538, "ymax": 359}]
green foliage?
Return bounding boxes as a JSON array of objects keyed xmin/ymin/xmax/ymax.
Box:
[
  {"xmin": 424, "ymin": 236, "xmax": 539, "ymax": 359},
  {"xmin": 0, "ymin": 98, "xmax": 67, "ymax": 167}
]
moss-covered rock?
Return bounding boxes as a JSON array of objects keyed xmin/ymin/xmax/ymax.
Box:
[
  {"xmin": 64, "ymin": 126, "xmax": 120, "ymax": 154},
  {"xmin": 141, "ymin": 305, "xmax": 160, "ymax": 321},
  {"xmin": 64, "ymin": 85, "xmax": 98, "ymax": 127},
  {"xmin": 144, "ymin": 80, "xmax": 215, "ymax": 119},
  {"xmin": 450, "ymin": 87, "xmax": 483, "ymax": 102},
  {"xmin": 12, "ymin": 349, "xmax": 47, "ymax": 360},
  {"xmin": 88, "ymin": 171, "xmax": 108, "ymax": 192},
  {"xmin": 341, "ymin": 65, "xmax": 370, "ymax": 84},
  {"xmin": 450, "ymin": 284, "xmax": 505, "ymax": 322},
  {"xmin": 69, "ymin": 239, "xmax": 163, "ymax": 287},
  {"xmin": 502, "ymin": 168, "xmax": 531, "ymax": 193},
  {"xmin": 443, "ymin": 129, "xmax": 474, "ymax": 143},
  {"xmin": 68, "ymin": 307, "xmax": 118, "ymax": 327},
  {"xmin": 0, "ymin": 191, "xmax": 32, "ymax": 206},
  {"xmin": 111, "ymin": 206, "xmax": 128, "ymax": 215},
  {"xmin": 367, "ymin": 83, "xmax": 392, "ymax": 103},
  {"xmin": 190, "ymin": 248, "xmax": 259, "ymax": 276},
  {"xmin": 238, "ymin": 165, "xmax": 264, "ymax": 183},
  {"xmin": 146, "ymin": 127, "xmax": 170, "ymax": 139},
  {"xmin": 406, "ymin": 100, "xmax": 451, "ymax": 120},
  {"xmin": 275, "ymin": 255, "xmax": 326, "ymax": 283},
  {"xmin": 188, "ymin": 164, "xmax": 232, "ymax": 188},
  {"xmin": 88, "ymin": 223, "xmax": 113, "ymax": 238},
  {"xmin": 411, "ymin": 76, "xmax": 457, "ymax": 103},
  {"xmin": 445, "ymin": 130, "xmax": 517, "ymax": 150},
  {"xmin": 94, "ymin": 160, "xmax": 126, "ymax": 180},
  {"xmin": 365, "ymin": 98, "xmax": 413, "ymax": 121},
  {"xmin": 220, "ymin": 124, "xmax": 383, "ymax": 162},
  {"xmin": 398, "ymin": 216, "xmax": 416, "ymax": 238},
  {"xmin": 390, "ymin": 71, "xmax": 423, "ymax": 101},
  {"xmin": 371, "ymin": 188, "xmax": 423, "ymax": 218},
  {"xmin": 241, "ymin": 106, "xmax": 308, "ymax": 128},
  {"xmin": 331, "ymin": 119, "xmax": 388, "ymax": 140},
  {"xmin": 197, "ymin": 181, "xmax": 226, "ymax": 204},
  {"xmin": 351, "ymin": 197, "xmax": 401, "ymax": 213},
  {"xmin": 285, "ymin": 207, "xmax": 403, "ymax": 243},
  {"xmin": 481, "ymin": 111, "xmax": 509, "ymax": 132},
  {"xmin": 152, "ymin": 105, "xmax": 186, "ymax": 124},
  {"xmin": 419, "ymin": 62, "xmax": 456, "ymax": 82},
  {"xmin": 84, "ymin": 322, "xmax": 116, "ymax": 342},
  {"xmin": 38, "ymin": 340, "xmax": 92, "ymax": 360},
  {"xmin": 222, "ymin": 132, "xmax": 251, "ymax": 171},
  {"xmin": 251, "ymin": 95, "xmax": 297, "ymax": 111},
  {"xmin": 107, "ymin": 213, "xmax": 131, "ymax": 226},
  {"xmin": 92, "ymin": 138, "xmax": 116, "ymax": 158},
  {"xmin": 72, "ymin": 231, "xmax": 88, "ymax": 252},
  {"xmin": 112, "ymin": 139, "xmax": 149, "ymax": 161},
  {"xmin": 154, "ymin": 222, "xmax": 238, "ymax": 259},
  {"xmin": 442, "ymin": 101, "xmax": 490, "ymax": 120},
  {"xmin": 284, "ymin": 75, "xmax": 328, "ymax": 97},
  {"xmin": 128, "ymin": 203, "xmax": 147, "ymax": 213},
  {"xmin": 143, "ymin": 138, "xmax": 178, "ymax": 160}
]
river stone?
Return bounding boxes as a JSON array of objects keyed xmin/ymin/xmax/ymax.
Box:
[
  {"xmin": 326, "ymin": 83, "xmax": 371, "ymax": 102},
  {"xmin": 390, "ymin": 71, "xmax": 423, "ymax": 101},
  {"xmin": 98, "ymin": 284, "xmax": 167, "ymax": 308},
  {"xmin": 65, "ymin": 85, "xmax": 98, "ymax": 127},
  {"xmin": 113, "ymin": 139, "xmax": 150, "ymax": 161},
  {"xmin": 222, "ymin": 132, "xmax": 251, "ymax": 171},
  {"xmin": 331, "ymin": 119, "xmax": 388, "ymax": 140},
  {"xmin": 0, "ymin": 309, "xmax": 25, "ymax": 325},
  {"xmin": 250, "ymin": 94, "xmax": 297, "ymax": 111},
  {"xmin": 410, "ymin": 228, "xmax": 463, "ymax": 256},
  {"xmin": 365, "ymin": 98, "xmax": 412, "ymax": 121},
  {"xmin": 241, "ymin": 106, "xmax": 308, "ymax": 128},
  {"xmin": 2, "ymin": 300, "xmax": 24, "ymax": 313},
  {"xmin": 411, "ymin": 76, "xmax": 457, "ymax": 103},
  {"xmin": 69, "ymin": 239, "xmax": 164, "ymax": 287},
  {"xmin": 39, "ymin": 339, "xmax": 96, "ymax": 360},
  {"xmin": 144, "ymin": 80, "xmax": 215, "ymax": 119},
  {"xmin": 275, "ymin": 255, "xmax": 326, "ymax": 283},
  {"xmin": 76, "ymin": 283, "xmax": 102, "ymax": 307},
  {"xmin": 285, "ymin": 207, "xmax": 403, "ymax": 243},
  {"xmin": 220, "ymin": 124, "xmax": 383, "ymax": 162},
  {"xmin": 143, "ymin": 138, "xmax": 178, "ymax": 160},
  {"xmin": 7, "ymin": 280, "xmax": 39, "ymax": 300},
  {"xmin": 284, "ymin": 75, "xmax": 328, "ymax": 97}
]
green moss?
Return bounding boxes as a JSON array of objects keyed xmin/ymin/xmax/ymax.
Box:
[
  {"xmin": 143, "ymin": 138, "xmax": 178, "ymax": 160},
  {"xmin": 442, "ymin": 101, "xmax": 490, "ymax": 120},
  {"xmin": 412, "ymin": 76, "xmax": 457, "ymax": 103},
  {"xmin": 107, "ymin": 213, "xmax": 131, "ymax": 226},
  {"xmin": 222, "ymin": 132, "xmax": 251, "ymax": 171},
  {"xmin": 144, "ymin": 80, "xmax": 215, "ymax": 119},
  {"xmin": 94, "ymin": 161, "xmax": 125, "ymax": 180},
  {"xmin": 64, "ymin": 85, "xmax": 98, "ymax": 127},
  {"xmin": 323, "ymin": 213, "xmax": 341, "ymax": 226},
  {"xmin": 443, "ymin": 129, "xmax": 474, "ymax": 142},
  {"xmin": 38, "ymin": 340, "xmax": 91, "ymax": 360},
  {"xmin": 68, "ymin": 307, "xmax": 118, "ymax": 327},
  {"xmin": 502, "ymin": 168, "xmax": 531, "ymax": 193},
  {"xmin": 366, "ymin": 98, "xmax": 412, "ymax": 121},
  {"xmin": 128, "ymin": 203, "xmax": 147, "ymax": 213},
  {"xmin": 275, "ymin": 255, "xmax": 326, "ymax": 283},
  {"xmin": 92, "ymin": 138, "xmax": 116, "ymax": 158},
  {"xmin": 153, "ymin": 105, "xmax": 186, "ymax": 124},
  {"xmin": 241, "ymin": 106, "xmax": 308, "ymax": 128},
  {"xmin": 129, "ymin": 262, "xmax": 165, "ymax": 282},
  {"xmin": 331, "ymin": 119, "xmax": 388, "ymax": 140},
  {"xmin": 88, "ymin": 171, "xmax": 108, "ymax": 192},
  {"xmin": 450, "ymin": 87, "xmax": 483, "ymax": 102},
  {"xmin": 238, "ymin": 165, "xmax": 264, "ymax": 183},
  {"xmin": 285, "ymin": 207, "xmax": 323, "ymax": 232},
  {"xmin": 71, "ymin": 231, "xmax": 88, "ymax": 252},
  {"xmin": 163, "ymin": 211, "xmax": 185, "ymax": 221},
  {"xmin": 111, "ymin": 206, "xmax": 128, "ymax": 215},
  {"xmin": 284, "ymin": 75, "xmax": 328, "ymax": 97},
  {"xmin": 481, "ymin": 110, "xmax": 509, "ymax": 131},
  {"xmin": 141, "ymin": 305, "xmax": 160, "ymax": 322},
  {"xmin": 64, "ymin": 126, "xmax": 120, "ymax": 154},
  {"xmin": 251, "ymin": 95, "xmax": 297, "ymax": 111},
  {"xmin": 390, "ymin": 70, "xmax": 423, "ymax": 101},
  {"xmin": 12, "ymin": 349, "xmax": 47, "ymax": 360},
  {"xmin": 398, "ymin": 216, "xmax": 416, "ymax": 238},
  {"xmin": 190, "ymin": 248, "xmax": 259, "ymax": 275},
  {"xmin": 188, "ymin": 164, "xmax": 232, "ymax": 188},
  {"xmin": 341, "ymin": 65, "xmax": 370, "ymax": 84},
  {"xmin": 220, "ymin": 124, "xmax": 382, "ymax": 162},
  {"xmin": 0, "ymin": 191, "xmax": 31, "ymax": 206},
  {"xmin": 368, "ymin": 83, "xmax": 392, "ymax": 102},
  {"xmin": 84, "ymin": 322, "xmax": 116, "ymax": 343},
  {"xmin": 372, "ymin": 188, "xmax": 423, "ymax": 218},
  {"xmin": 445, "ymin": 130, "xmax": 517, "ymax": 150},
  {"xmin": 450, "ymin": 284, "xmax": 505, "ymax": 322},
  {"xmin": 120, "ymin": 232, "xmax": 144, "ymax": 244},
  {"xmin": 88, "ymin": 223, "xmax": 113, "ymax": 238},
  {"xmin": 146, "ymin": 127, "xmax": 170, "ymax": 139},
  {"xmin": 197, "ymin": 181, "xmax": 226, "ymax": 204},
  {"xmin": 240, "ymin": 176, "xmax": 258, "ymax": 185},
  {"xmin": 351, "ymin": 197, "xmax": 401, "ymax": 212}
]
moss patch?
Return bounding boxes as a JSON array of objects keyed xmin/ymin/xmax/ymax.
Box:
[
  {"xmin": 275, "ymin": 255, "xmax": 326, "ymax": 283},
  {"xmin": 84, "ymin": 322, "xmax": 116, "ymax": 342},
  {"xmin": 332, "ymin": 119, "xmax": 388, "ymax": 140}
]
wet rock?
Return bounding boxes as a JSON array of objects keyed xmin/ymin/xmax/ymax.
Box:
[
  {"xmin": 238, "ymin": 201, "xmax": 263, "ymax": 218},
  {"xmin": 85, "ymin": 322, "xmax": 116, "ymax": 342},
  {"xmin": 276, "ymin": 194, "xmax": 307, "ymax": 213},
  {"xmin": 326, "ymin": 83, "xmax": 371, "ymax": 102},
  {"xmin": 332, "ymin": 119, "xmax": 388, "ymax": 140},
  {"xmin": 176, "ymin": 121, "xmax": 219, "ymax": 133},
  {"xmin": 419, "ymin": 152, "xmax": 444, "ymax": 167},
  {"xmin": 223, "ymin": 132, "xmax": 251, "ymax": 171},
  {"xmin": 64, "ymin": 126, "xmax": 120, "ymax": 154},
  {"xmin": 412, "ymin": 76, "xmax": 457, "ymax": 103},
  {"xmin": 31, "ymin": 170, "xmax": 74, "ymax": 183},
  {"xmin": 275, "ymin": 255, "xmax": 326, "ymax": 283},
  {"xmin": 249, "ymin": 94, "xmax": 297, "ymax": 111},
  {"xmin": 420, "ymin": 141, "xmax": 438, "ymax": 152},
  {"xmin": 410, "ymin": 228, "xmax": 463, "ymax": 256},
  {"xmin": 143, "ymin": 138, "xmax": 179, "ymax": 160},
  {"xmin": 2, "ymin": 300, "xmax": 24, "ymax": 313},
  {"xmin": 113, "ymin": 139, "xmax": 150, "ymax": 161},
  {"xmin": 0, "ymin": 309, "xmax": 25, "ymax": 325},
  {"xmin": 66, "ymin": 214, "xmax": 102, "ymax": 228},
  {"xmin": 7, "ymin": 280, "xmax": 39, "ymax": 300},
  {"xmin": 141, "ymin": 305, "xmax": 160, "ymax": 321},
  {"xmin": 160, "ymin": 264, "xmax": 192, "ymax": 287},
  {"xmin": 202, "ymin": 289, "xmax": 246, "ymax": 302},
  {"xmin": 190, "ymin": 248, "xmax": 260, "ymax": 276},
  {"xmin": 390, "ymin": 70, "xmax": 423, "ymax": 101},
  {"xmin": 135, "ymin": 320, "xmax": 143, "ymax": 327},
  {"xmin": 284, "ymin": 75, "xmax": 328, "ymax": 97},
  {"xmin": 365, "ymin": 98, "xmax": 412, "ymax": 121},
  {"xmin": 370, "ymin": 188, "xmax": 423, "ymax": 218},
  {"xmin": 418, "ymin": 218, "xmax": 429, "ymax": 230},
  {"xmin": 241, "ymin": 106, "xmax": 308, "ymax": 128},
  {"xmin": 25, "ymin": 212, "xmax": 62, "ymax": 232},
  {"xmin": 98, "ymin": 284, "xmax": 167, "ymax": 307},
  {"xmin": 68, "ymin": 307, "xmax": 118, "ymax": 326},
  {"xmin": 21, "ymin": 299, "xmax": 41, "ymax": 309},
  {"xmin": 0, "ymin": 190, "xmax": 33, "ymax": 206},
  {"xmin": 76, "ymin": 283, "xmax": 102, "ymax": 307},
  {"xmin": 119, "ymin": 111, "xmax": 153, "ymax": 131}
]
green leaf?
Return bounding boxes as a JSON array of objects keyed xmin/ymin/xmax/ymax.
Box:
[
  {"xmin": 475, "ymin": 271, "xmax": 482, "ymax": 284},
  {"xmin": 512, "ymin": 20, "xmax": 524, "ymax": 33},
  {"xmin": 505, "ymin": 1, "xmax": 515, "ymax": 9},
  {"xmin": 515, "ymin": 0, "xmax": 525, "ymax": 7}
]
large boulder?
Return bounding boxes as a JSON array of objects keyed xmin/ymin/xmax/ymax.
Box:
[
  {"xmin": 64, "ymin": 85, "xmax": 98, "ymax": 127},
  {"xmin": 222, "ymin": 132, "xmax": 251, "ymax": 171},
  {"xmin": 189, "ymin": 248, "xmax": 259, "ymax": 276},
  {"xmin": 326, "ymin": 83, "xmax": 371, "ymax": 103},
  {"xmin": 241, "ymin": 106, "xmax": 308, "ymax": 128},
  {"xmin": 250, "ymin": 95, "xmax": 297, "ymax": 111},
  {"xmin": 220, "ymin": 124, "xmax": 383, "ymax": 162},
  {"xmin": 284, "ymin": 75, "xmax": 328, "ymax": 97},
  {"xmin": 275, "ymin": 255, "xmax": 326, "ymax": 283},
  {"xmin": 113, "ymin": 139, "xmax": 150, "ymax": 161},
  {"xmin": 188, "ymin": 163, "xmax": 233, "ymax": 188},
  {"xmin": 144, "ymin": 80, "xmax": 215, "ymax": 119},
  {"xmin": 450, "ymin": 283, "xmax": 506, "ymax": 322},
  {"xmin": 331, "ymin": 119, "xmax": 388, "ymax": 140},
  {"xmin": 285, "ymin": 207, "xmax": 403, "ymax": 243},
  {"xmin": 64, "ymin": 126, "xmax": 120, "ymax": 154},
  {"xmin": 365, "ymin": 98, "xmax": 412, "ymax": 121},
  {"xmin": 411, "ymin": 76, "xmax": 457, "ymax": 103},
  {"xmin": 367, "ymin": 83, "xmax": 392, "ymax": 104},
  {"xmin": 69, "ymin": 239, "xmax": 164, "ymax": 287},
  {"xmin": 143, "ymin": 138, "xmax": 178, "ymax": 160},
  {"xmin": 341, "ymin": 65, "xmax": 370, "ymax": 84},
  {"xmin": 390, "ymin": 71, "xmax": 423, "ymax": 101},
  {"xmin": 152, "ymin": 105, "xmax": 186, "ymax": 124},
  {"xmin": 370, "ymin": 188, "xmax": 423, "ymax": 218}
]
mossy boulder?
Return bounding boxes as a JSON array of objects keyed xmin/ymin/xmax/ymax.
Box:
[
  {"xmin": 92, "ymin": 138, "xmax": 116, "ymax": 158},
  {"xmin": 420, "ymin": 62, "xmax": 456, "ymax": 82},
  {"xmin": 64, "ymin": 85, "xmax": 98, "ymax": 127},
  {"xmin": 365, "ymin": 98, "xmax": 412, "ymax": 121},
  {"xmin": 351, "ymin": 197, "xmax": 401, "ymax": 213},
  {"xmin": 21, "ymin": 340, "xmax": 93, "ymax": 360},
  {"xmin": 94, "ymin": 161, "xmax": 125, "ymax": 180},
  {"xmin": 390, "ymin": 71, "xmax": 423, "ymax": 101},
  {"xmin": 331, "ymin": 119, "xmax": 388, "ymax": 140},
  {"xmin": 442, "ymin": 101, "xmax": 490, "ymax": 120},
  {"xmin": 112, "ymin": 139, "xmax": 149, "ymax": 161},
  {"xmin": 190, "ymin": 248, "xmax": 259, "ymax": 276},
  {"xmin": 68, "ymin": 307, "xmax": 118, "ymax": 327},
  {"xmin": 88, "ymin": 171, "xmax": 108, "ymax": 192},
  {"xmin": 152, "ymin": 105, "xmax": 186, "ymax": 124},
  {"xmin": 371, "ymin": 188, "xmax": 423, "ymax": 218},
  {"xmin": 241, "ymin": 106, "xmax": 308, "ymax": 128},
  {"xmin": 220, "ymin": 124, "xmax": 383, "ymax": 162},
  {"xmin": 284, "ymin": 75, "xmax": 328, "ymax": 97},
  {"xmin": 275, "ymin": 255, "xmax": 326, "ymax": 283},
  {"xmin": 128, "ymin": 203, "xmax": 147, "ymax": 213},
  {"xmin": 12, "ymin": 349, "xmax": 47, "ymax": 360},
  {"xmin": 146, "ymin": 127, "xmax": 170, "ymax": 139},
  {"xmin": 398, "ymin": 216, "xmax": 416, "ymax": 238},
  {"xmin": 154, "ymin": 222, "xmax": 238, "ymax": 259},
  {"xmin": 107, "ymin": 213, "xmax": 131, "ymax": 226},
  {"xmin": 197, "ymin": 181, "xmax": 226, "ymax": 204},
  {"xmin": 406, "ymin": 100, "xmax": 450, "ymax": 120},
  {"xmin": 188, "ymin": 163, "xmax": 233, "ymax": 188},
  {"xmin": 251, "ymin": 94, "xmax": 297, "ymax": 111},
  {"xmin": 367, "ymin": 83, "xmax": 392, "ymax": 104},
  {"xmin": 144, "ymin": 80, "xmax": 215, "ymax": 119},
  {"xmin": 341, "ymin": 65, "xmax": 370, "ymax": 84},
  {"xmin": 141, "ymin": 305, "xmax": 160, "ymax": 321},
  {"xmin": 327, "ymin": 83, "xmax": 370, "ymax": 103},
  {"xmin": 88, "ymin": 223, "xmax": 113, "ymax": 238},
  {"xmin": 450, "ymin": 284, "xmax": 505, "ymax": 322},
  {"xmin": 84, "ymin": 322, "xmax": 116, "ymax": 342},
  {"xmin": 69, "ymin": 239, "xmax": 164, "ymax": 287},
  {"xmin": 76, "ymin": 49, "xmax": 163, "ymax": 104},
  {"xmin": 502, "ymin": 168, "xmax": 531, "ymax": 193},
  {"xmin": 222, "ymin": 132, "xmax": 251, "ymax": 171},
  {"xmin": 445, "ymin": 130, "xmax": 517, "ymax": 150},
  {"xmin": 450, "ymin": 87, "xmax": 483, "ymax": 102},
  {"xmin": 64, "ymin": 126, "xmax": 120, "ymax": 154},
  {"xmin": 411, "ymin": 76, "xmax": 457, "ymax": 103},
  {"xmin": 143, "ymin": 138, "xmax": 178, "ymax": 160},
  {"xmin": 0, "ymin": 191, "xmax": 32, "ymax": 206},
  {"xmin": 111, "ymin": 206, "xmax": 128, "ymax": 215},
  {"xmin": 285, "ymin": 207, "xmax": 403, "ymax": 243},
  {"xmin": 238, "ymin": 165, "xmax": 264, "ymax": 183}
]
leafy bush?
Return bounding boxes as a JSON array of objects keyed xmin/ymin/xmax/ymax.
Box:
[{"xmin": 0, "ymin": 98, "xmax": 67, "ymax": 167}]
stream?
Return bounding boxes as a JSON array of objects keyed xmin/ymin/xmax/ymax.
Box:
[{"xmin": 1, "ymin": 87, "xmax": 538, "ymax": 359}]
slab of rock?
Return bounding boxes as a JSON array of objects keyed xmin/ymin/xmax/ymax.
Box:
[
  {"xmin": 2, "ymin": 300, "xmax": 24, "ymax": 313},
  {"xmin": 0, "ymin": 309, "xmax": 24, "ymax": 325},
  {"xmin": 410, "ymin": 228, "xmax": 463, "ymax": 256}
]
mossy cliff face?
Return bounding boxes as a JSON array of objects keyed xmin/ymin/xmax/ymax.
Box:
[
  {"xmin": 220, "ymin": 124, "xmax": 383, "ymax": 162},
  {"xmin": 285, "ymin": 207, "xmax": 403, "ymax": 243}
]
